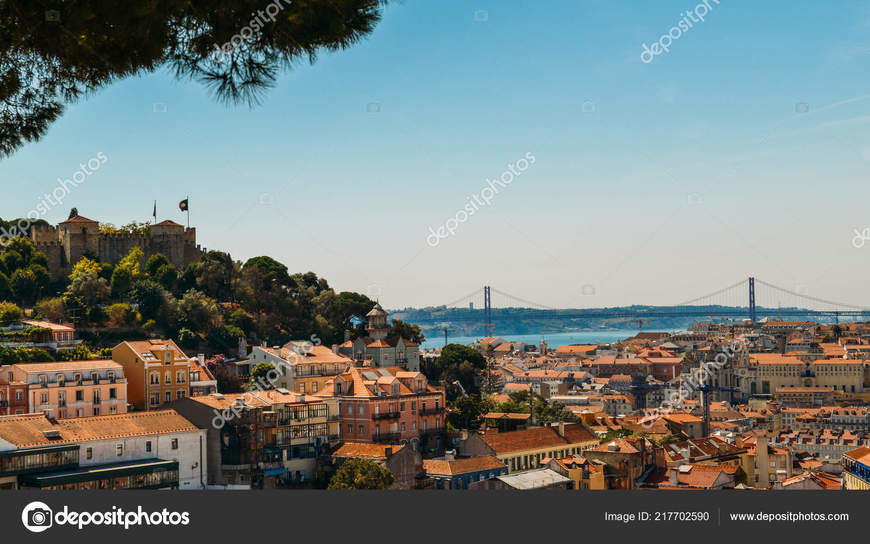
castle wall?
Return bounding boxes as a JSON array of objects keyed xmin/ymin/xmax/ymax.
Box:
[{"xmin": 31, "ymin": 223, "xmax": 205, "ymax": 279}]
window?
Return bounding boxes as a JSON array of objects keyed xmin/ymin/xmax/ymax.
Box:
[
  {"xmin": 38, "ymin": 375, "xmax": 46, "ymax": 386},
  {"xmin": 73, "ymin": 373, "xmax": 81, "ymax": 383},
  {"xmin": 107, "ymin": 371, "xmax": 114, "ymax": 381},
  {"xmin": 15, "ymin": 390, "xmax": 22, "ymax": 401},
  {"xmin": 336, "ymin": 383, "xmax": 342, "ymax": 395},
  {"xmin": 299, "ymin": 383, "xmax": 306, "ymax": 394},
  {"xmin": 176, "ymin": 370, "xmax": 186, "ymax": 384},
  {"xmin": 109, "ymin": 388, "xmax": 117, "ymax": 399},
  {"xmin": 177, "ymin": 390, "xmax": 186, "ymax": 399},
  {"xmin": 150, "ymin": 372, "xmax": 159, "ymax": 385},
  {"xmin": 86, "ymin": 447, "xmax": 93, "ymax": 460},
  {"xmin": 165, "ymin": 372, "xmax": 171, "ymax": 385},
  {"xmin": 312, "ymin": 382, "xmax": 318, "ymax": 393},
  {"xmin": 151, "ymin": 392, "xmax": 160, "ymax": 405},
  {"xmin": 145, "ymin": 441, "xmax": 152, "ymax": 453},
  {"xmin": 76, "ymin": 390, "xmax": 83, "ymax": 401},
  {"xmin": 116, "ymin": 444, "xmax": 123, "ymax": 456},
  {"xmin": 358, "ymin": 405, "xmax": 364, "ymax": 415},
  {"xmin": 40, "ymin": 393, "xmax": 48, "ymax": 404},
  {"xmin": 91, "ymin": 372, "xmax": 98, "ymax": 383},
  {"xmin": 358, "ymin": 425, "xmax": 365, "ymax": 434},
  {"xmin": 56, "ymin": 374, "xmax": 65, "ymax": 386},
  {"xmin": 165, "ymin": 391, "xmax": 172, "ymax": 403},
  {"xmin": 93, "ymin": 407, "xmax": 100, "ymax": 416},
  {"xmin": 401, "ymin": 422, "xmax": 406, "ymax": 432},
  {"xmin": 347, "ymin": 424, "xmax": 353, "ymax": 433},
  {"xmin": 171, "ymin": 438, "xmax": 178, "ymax": 450}
]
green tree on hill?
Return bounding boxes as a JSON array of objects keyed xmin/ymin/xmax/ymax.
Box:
[{"xmin": 328, "ymin": 459, "xmax": 394, "ymax": 490}]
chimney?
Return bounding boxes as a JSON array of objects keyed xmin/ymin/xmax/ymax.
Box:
[
  {"xmin": 556, "ymin": 422, "xmax": 565, "ymax": 437},
  {"xmin": 238, "ymin": 337, "xmax": 247, "ymax": 359},
  {"xmin": 197, "ymin": 354, "xmax": 205, "ymax": 366},
  {"xmin": 384, "ymin": 447, "xmax": 392, "ymax": 458},
  {"xmin": 669, "ymin": 467, "xmax": 679, "ymax": 486},
  {"xmin": 445, "ymin": 449, "xmax": 456, "ymax": 461},
  {"xmin": 332, "ymin": 344, "xmax": 339, "ymax": 355}
]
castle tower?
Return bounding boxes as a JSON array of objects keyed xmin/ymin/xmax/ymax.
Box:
[
  {"xmin": 57, "ymin": 214, "xmax": 100, "ymax": 267},
  {"xmin": 365, "ymin": 303, "xmax": 390, "ymax": 340}
]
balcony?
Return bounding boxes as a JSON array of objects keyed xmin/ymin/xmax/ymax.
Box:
[
  {"xmin": 372, "ymin": 411, "xmax": 400, "ymax": 420},
  {"xmin": 372, "ymin": 433, "xmax": 402, "ymax": 443},
  {"xmin": 421, "ymin": 428, "xmax": 443, "ymax": 437},
  {"xmin": 420, "ymin": 408, "xmax": 444, "ymax": 416}
]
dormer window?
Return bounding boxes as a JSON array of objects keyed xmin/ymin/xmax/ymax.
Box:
[
  {"xmin": 164, "ymin": 351, "xmax": 172, "ymax": 365},
  {"xmin": 74, "ymin": 373, "xmax": 82, "ymax": 383},
  {"xmin": 38, "ymin": 375, "xmax": 46, "ymax": 386},
  {"xmin": 57, "ymin": 374, "xmax": 65, "ymax": 386}
]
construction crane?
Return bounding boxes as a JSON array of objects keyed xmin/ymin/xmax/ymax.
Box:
[{"xmin": 697, "ymin": 384, "xmax": 740, "ymax": 436}]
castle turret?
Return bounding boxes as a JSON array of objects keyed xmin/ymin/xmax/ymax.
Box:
[{"xmin": 57, "ymin": 213, "xmax": 100, "ymax": 266}]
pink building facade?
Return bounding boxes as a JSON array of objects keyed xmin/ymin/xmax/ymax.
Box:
[{"xmin": 4, "ymin": 360, "xmax": 128, "ymax": 419}]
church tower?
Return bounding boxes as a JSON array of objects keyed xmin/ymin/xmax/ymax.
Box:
[{"xmin": 365, "ymin": 303, "xmax": 390, "ymax": 340}]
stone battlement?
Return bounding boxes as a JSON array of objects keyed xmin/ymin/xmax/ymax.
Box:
[{"xmin": 31, "ymin": 212, "xmax": 205, "ymax": 278}]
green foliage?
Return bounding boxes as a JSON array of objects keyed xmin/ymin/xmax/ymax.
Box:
[
  {"xmin": 54, "ymin": 344, "xmax": 97, "ymax": 361},
  {"xmin": 106, "ymin": 303, "xmax": 138, "ymax": 326},
  {"xmin": 250, "ymin": 362, "xmax": 277, "ymax": 389},
  {"xmin": 0, "ymin": 272, "xmax": 10, "ymax": 300},
  {"xmin": 0, "ymin": 346, "xmax": 53, "ymax": 364},
  {"xmin": 0, "ymin": 302, "xmax": 24, "ymax": 324},
  {"xmin": 207, "ymin": 324, "xmax": 244, "ymax": 352},
  {"xmin": 657, "ymin": 434, "xmax": 680, "ymax": 446},
  {"xmin": 328, "ymin": 459, "xmax": 394, "ymax": 490},
  {"xmin": 494, "ymin": 391, "xmax": 578, "ymax": 425},
  {"xmin": 447, "ymin": 394, "xmax": 493, "ymax": 431},
  {"xmin": 129, "ymin": 280, "xmax": 166, "ymax": 320},
  {"xmin": 599, "ymin": 428, "xmax": 633, "ymax": 444},
  {"xmin": 388, "ymin": 319, "xmax": 425, "ymax": 344},
  {"xmin": 100, "ymin": 222, "xmax": 151, "ymax": 235},
  {"xmin": 10, "ymin": 268, "xmax": 38, "ymax": 305},
  {"xmin": 66, "ymin": 265, "xmax": 110, "ymax": 307},
  {"xmin": 428, "ymin": 344, "xmax": 487, "ymax": 400},
  {"xmin": 145, "ymin": 254, "xmax": 170, "ymax": 277}
]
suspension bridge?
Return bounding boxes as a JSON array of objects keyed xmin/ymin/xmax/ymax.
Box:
[{"xmin": 406, "ymin": 277, "xmax": 870, "ymax": 327}]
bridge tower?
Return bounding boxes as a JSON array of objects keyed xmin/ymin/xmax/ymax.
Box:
[
  {"xmin": 484, "ymin": 285, "xmax": 493, "ymax": 336},
  {"xmin": 748, "ymin": 277, "xmax": 757, "ymax": 322}
]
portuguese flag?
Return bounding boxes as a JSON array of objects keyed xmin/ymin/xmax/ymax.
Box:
[{"xmin": 179, "ymin": 198, "xmax": 189, "ymax": 212}]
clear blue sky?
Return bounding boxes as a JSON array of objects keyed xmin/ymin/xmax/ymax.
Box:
[{"xmin": 2, "ymin": 0, "xmax": 870, "ymax": 309}]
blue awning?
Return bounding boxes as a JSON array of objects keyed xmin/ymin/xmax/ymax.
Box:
[{"xmin": 264, "ymin": 468, "xmax": 288, "ymax": 476}]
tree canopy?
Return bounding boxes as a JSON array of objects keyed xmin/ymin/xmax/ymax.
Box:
[
  {"xmin": 328, "ymin": 458, "xmax": 394, "ymax": 490},
  {"xmin": 0, "ymin": 0, "xmax": 388, "ymax": 157}
]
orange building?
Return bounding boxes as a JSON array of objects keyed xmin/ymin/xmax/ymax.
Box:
[{"xmin": 112, "ymin": 340, "xmax": 191, "ymax": 410}]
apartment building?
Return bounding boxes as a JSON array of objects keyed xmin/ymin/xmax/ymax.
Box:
[
  {"xmin": 0, "ymin": 410, "xmax": 206, "ymax": 489},
  {"xmin": 172, "ymin": 390, "xmax": 337, "ymax": 489},
  {"xmin": 0, "ymin": 372, "xmax": 27, "ymax": 416},
  {"xmin": 316, "ymin": 366, "xmax": 446, "ymax": 453},
  {"xmin": 3, "ymin": 360, "xmax": 127, "ymax": 419},
  {"xmin": 247, "ymin": 342, "xmax": 352, "ymax": 395},
  {"xmin": 112, "ymin": 339, "xmax": 191, "ymax": 410}
]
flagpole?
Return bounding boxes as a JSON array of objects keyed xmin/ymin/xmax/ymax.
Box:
[{"xmin": 186, "ymin": 195, "xmax": 190, "ymax": 229}]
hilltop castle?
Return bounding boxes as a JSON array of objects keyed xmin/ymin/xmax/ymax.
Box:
[{"xmin": 30, "ymin": 211, "xmax": 206, "ymax": 278}]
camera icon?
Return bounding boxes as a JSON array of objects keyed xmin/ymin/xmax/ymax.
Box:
[
  {"xmin": 258, "ymin": 193, "xmax": 274, "ymax": 206},
  {"xmin": 581, "ymin": 100, "xmax": 596, "ymax": 113},
  {"xmin": 366, "ymin": 102, "xmax": 381, "ymax": 113},
  {"xmin": 153, "ymin": 102, "xmax": 168, "ymax": 113},
  {"xmin": 795, "ymin": 102, "xmax": 809, "ymax": 113},
  {"xmin": 22, "ymin": 501, "xmax": 53, "ymax": 533},
  {"xmin": 581, "ymin": 284, "xmax": 596, "ymax": 296},
  {"xmin": 474, "ymin": 10, "xmax": 489, "ymax": 22}
]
